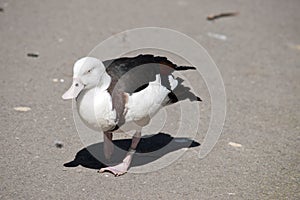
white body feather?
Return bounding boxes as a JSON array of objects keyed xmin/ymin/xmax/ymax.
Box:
[{"xmin": 76, "ymin": 74, "xmax": 178, "ymax": 132}]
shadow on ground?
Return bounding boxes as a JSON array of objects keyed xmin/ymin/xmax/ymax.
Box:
[{"xmin": 64, "ymin": 132, "xmax": 200, "ymax": 169}]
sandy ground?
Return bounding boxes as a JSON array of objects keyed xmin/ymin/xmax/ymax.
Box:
[{"xmin": 1, "ymin": 0, "xmax": 299, "ymax": 199}]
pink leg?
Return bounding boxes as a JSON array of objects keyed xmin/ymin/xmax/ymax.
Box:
[
  {"xmin": 103, "ymin": 132, "xmax": 113, "ymax": 160},
  {"xmin": 99, "ymin": 131, "xmax": 141, "ymax": 176}
]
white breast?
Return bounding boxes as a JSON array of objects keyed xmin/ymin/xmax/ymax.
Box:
[{"xmin": 76, "ymin": 88, "xmax": 117, "ymax": 131}]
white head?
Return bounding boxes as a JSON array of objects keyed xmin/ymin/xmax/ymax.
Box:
[{"xmin": 62, "ymin": 57, "xmax": 111, "ymax": 100}]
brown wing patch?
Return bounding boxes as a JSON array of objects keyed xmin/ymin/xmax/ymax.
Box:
[
  {"xmin": 123, "ymin": 92, "xmax": 129, "ymax": 116},
  {"xmin": 107, "ymin": 83, "xmax": 128, "ymax": 130},
  {"xmin": 159, "ymin": 60, "xmax": 176, "ymax": 75}
]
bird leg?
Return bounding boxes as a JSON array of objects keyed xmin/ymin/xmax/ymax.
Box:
[
  {"xmin": 103, "ymin": 131, "xmax": 113, "ymax": 160},
  {"xmin": 99, "ymin": 131, "xmax": 141, "ymax": 176}
]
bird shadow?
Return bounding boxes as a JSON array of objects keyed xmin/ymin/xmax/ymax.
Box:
[
  {"xmin": 64, "ymin": 132, "xmax": 200, "ymax": 170},
  {"xmin": 172, "ymin": 77, "xmax": 202, "ymax": 102}
]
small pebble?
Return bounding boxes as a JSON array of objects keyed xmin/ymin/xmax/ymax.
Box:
[
  {"xmin": 289, "ymin": 44, "xmax": 300, "ymax": 51},
  {"xmin": 228, "ymin": 142, "xmax": 242, "ymax": 148},
  {"xmin": 60, "ymin": 79, "xmax": 64, "ymax": 83},
  {"xmin": 52, "ymin": 78, "xmax": 58, "ymax": 82},
  {"xmin": 14, "ymin": 106, "xmax": 31, "ymax": 112},
  {"xmin": 207, "ymin": 32, "xmax": 227, "ymax": 41},
  {"xmin": 27, "ymin": 53, "xmax": 39, "ymax": 58},
  {"xmin": 54, "ymin": 140, "xmax": 63, "ymax": 148}
]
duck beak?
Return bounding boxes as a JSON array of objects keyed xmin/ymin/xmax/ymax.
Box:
[{"xmin": 62, "ymin": 79, "xmax": 84, "ymax": 100}]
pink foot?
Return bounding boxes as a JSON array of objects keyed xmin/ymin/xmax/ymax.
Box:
[
  {"xmin": 98, "ymin": 162, "xmax": 129, "ymax": 176},
  {"xmin": 98, "ymin": 153, "xmax": 133, "ymax": 176}
]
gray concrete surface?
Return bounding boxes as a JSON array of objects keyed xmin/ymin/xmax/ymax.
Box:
[{"xmin": 1, "ymin": 0, "xmax": 299, "ymax": 199}]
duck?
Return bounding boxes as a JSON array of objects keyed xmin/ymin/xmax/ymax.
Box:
[{"xmin": 62, "ymin": 54, "xmax": 201, "ymax": 176}]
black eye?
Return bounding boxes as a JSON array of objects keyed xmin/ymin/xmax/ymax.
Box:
[{"xmin": 75, "ymin": 83, "xmax": 79, "ymax": 87}]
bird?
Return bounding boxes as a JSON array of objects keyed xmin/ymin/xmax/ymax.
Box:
[{"xmin": 62, "ymin": 54, "xmax": 201, "ymax": 176}]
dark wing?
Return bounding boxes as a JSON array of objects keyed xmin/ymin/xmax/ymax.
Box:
[
  {"xmin": 103, "ymin": 54, "xmax": 196, "ymax": 129},
  {"xmin": 104, "ymin": 54, "xmax": 180, "ymax": 94}
]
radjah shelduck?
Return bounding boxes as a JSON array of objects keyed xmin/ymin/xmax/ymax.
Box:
[{"xmin": 62, "ymin": 54, "xmax": 201, "ymax": 176}]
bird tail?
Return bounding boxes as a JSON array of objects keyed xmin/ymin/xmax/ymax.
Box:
[{"xmin": 175, "ymin": 66, "xmax": 196, "ymax": 71}]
